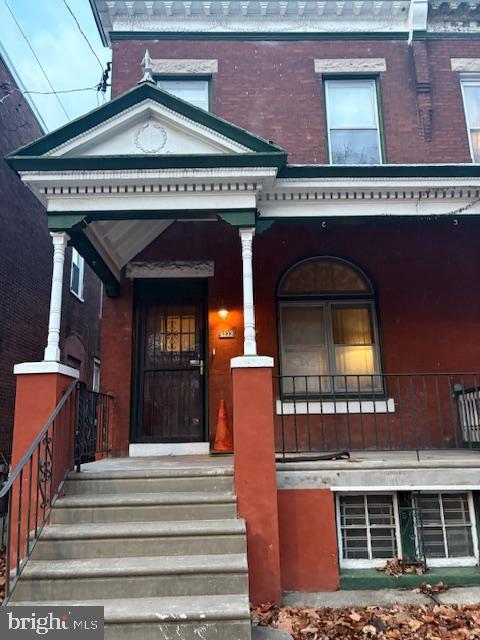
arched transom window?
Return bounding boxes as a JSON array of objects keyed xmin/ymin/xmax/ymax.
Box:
[{"xmin": 278, "ymin": 257, "xmax": 381, "ymax": 393}]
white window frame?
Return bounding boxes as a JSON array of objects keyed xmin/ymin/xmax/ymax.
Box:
[
  {"xmin": 70, "ymin": 248, "xmax": 84, "ymax": 301},
  {"xmin": 325, "ymin": 78, "xmax": 383, "ymax": 165},
  {"xmin": 156, "ymin": 77, "xmax": 210, "ymax": 111},
  {"xmin": 336, "ymin": 492, "xmax": 402, "ymax": 569},
  {"xmin": 92, "ymin": 358, "xmax": 101, "ymax": 393},
  {"xmin": 415, "ymin": 491, "xmax": 479, "ymax": 568},
  {"xmin": 460, "ymin": 76, "xmax": 480, "ymax": 163}
]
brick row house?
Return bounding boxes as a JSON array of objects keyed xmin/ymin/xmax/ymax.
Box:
[
  {"xmin": 3, "ymin": 0, "xmax": 480, "ymax": 636},
  {"xmin": 0, "ymin": 46, "xmax": 102, "ymax": 466}
]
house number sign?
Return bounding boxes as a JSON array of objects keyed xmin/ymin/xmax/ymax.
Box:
[{"xmin": 219, "ymin": 330, "xmax": 235, "ymax": 339}]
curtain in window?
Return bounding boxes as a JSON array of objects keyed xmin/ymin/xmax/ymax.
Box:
[{"xmin": 332, "ymin": 307, "xmax": 375, "ymax": 378}]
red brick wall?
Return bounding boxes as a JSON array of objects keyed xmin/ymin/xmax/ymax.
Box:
[
  {"xmin": 111, "ymin": 39, "xmax": 480, "ymax": 164},
  {"xmin": 105, "ymin": 219, "xmax": 480, "ymax": 451}
]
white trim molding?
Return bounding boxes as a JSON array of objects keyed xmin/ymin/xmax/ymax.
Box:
[
  {"xmin": 451, "ymin": 59, "xmax": 480, "ymax": 73},
  {"xmin": 14, "ymin": 361, "xmax": 79, "ymax": 379},
  {"xmin": 314, "ymin": 59, "xmax": 387, "ymax": 74},
  {"xmin": 276, "ymin": 398, "xmax": 395, "ymax": 415},
  {"xmin": 152, "ymin": 59, "xmax": 218, "ymax": 75},
  {"xmin": 129, "ymin": 442, "xmax": 210, "ymax": 457},
  {"xmin": 231, "ymin": 356, "xmax": 274, "ymax": 369},
  {"xmin": 126, "ymin": 260, "xmax": 214, "ymax": 279}
]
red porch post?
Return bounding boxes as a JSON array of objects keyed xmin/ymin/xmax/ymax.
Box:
[{"xmin": 231, "ymin": 226, "xmax": 282, "ymax": 604}]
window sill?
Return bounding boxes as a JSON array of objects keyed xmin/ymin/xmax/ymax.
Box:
[
  {"xmin": 340, "ymin": 566, "xmax": 480, "ymax": 590},
  {"xmin": 69, "ymin": 288, "xmax": 84, "ymax": 303},
  {"xmin": 276, "ymin": 398, "xmax": 395, "ymax": 415}
]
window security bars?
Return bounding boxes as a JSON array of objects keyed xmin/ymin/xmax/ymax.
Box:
[
  {"xmin": 274, "ymin": 373, "xmax": 480, "ymax": 459},
  {"xmin": 338, "ymin": 492, "xmax": 477, "ymax": 570},
  {"xmin": 0, "ymin": 382, "xmax": 112, "ymax": 604}
]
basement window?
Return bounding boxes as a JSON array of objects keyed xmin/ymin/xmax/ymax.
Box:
[
  {"xmin": 70, "ymin": 248, "xmax": 84, "ymax": 301},
  {"xmin": 337, "ymin": 492, "xmax": 478, "ymax": 569}
]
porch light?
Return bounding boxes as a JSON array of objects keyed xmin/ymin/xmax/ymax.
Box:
[{"xmin": 218, "ymin": 307, "xmax": 229, "ymax": 320}]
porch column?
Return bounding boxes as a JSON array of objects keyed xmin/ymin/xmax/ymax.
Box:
[
  {"xmin": 44, "ymin": 232, "xmax": 69, "ymax": 362},
  {"xmin": 231, "ymin": 227, "xmax": 282, "ymax": 605},
  {"xmin": 239, "ymin": 227, "xmax": 257, "ymax": 356}
]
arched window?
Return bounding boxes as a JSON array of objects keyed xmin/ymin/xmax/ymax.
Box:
[{"xmin": 278, "ymin": 257, "xmax": 381, "ymax": 393}]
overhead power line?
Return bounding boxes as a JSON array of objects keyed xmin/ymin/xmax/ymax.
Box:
[
  {"xmin": 2, "ymin": 0, "xmax": 70, "ymax": 120},
  {"xmin": 61, "ymin": 0, "xmax": 105, "ymax": 74}
]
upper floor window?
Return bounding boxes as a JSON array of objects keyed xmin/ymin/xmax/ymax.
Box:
[
  {"xmin": 460, "ymin": 79, "xmax": 480, "ymax": 162},
  {"xmin": 156, "ymin": 78, "xmax": 210, "ymax": 111},
  {"xmin": 325, "ymin": 79, "xmax": 382, "ymax": 165},
  {"xmin": 70, "ymin": 248, "xmax": 84, "ymax": 301},
  {"xmin": 277, "ymin": 257, "xmax": 382, "ymax": 394}
]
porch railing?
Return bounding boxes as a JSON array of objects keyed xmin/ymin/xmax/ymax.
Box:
[
  {"xmin": 274, "ymin": 373, "xmax": 480, "ymax": 459},
  {"xmin": 0, "ymin": 381, "xmax": 112, "ymax": 604}
]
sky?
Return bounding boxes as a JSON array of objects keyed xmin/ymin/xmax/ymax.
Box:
[{"xmin": 0, "ymin": 0, "xmax": 111, "ymax": 132}]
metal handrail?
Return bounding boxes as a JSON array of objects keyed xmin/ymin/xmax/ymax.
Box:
[{"xmin": 0, "ymin": 381, "xmax": 77, "ymax": 500}]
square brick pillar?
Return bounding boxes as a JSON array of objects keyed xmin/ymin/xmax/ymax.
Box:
[{"xmin": 231, "ymin": 355, "xmax": 282, "ymax": 605}]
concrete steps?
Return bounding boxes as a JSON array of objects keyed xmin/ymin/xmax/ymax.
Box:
[
  {"xmin": 11, "ymin": 462, "xmax": 251, "ymax": 640},
  {"xmin": 11, "ymin": 595, "xmax": 251, "ymax": 640}
]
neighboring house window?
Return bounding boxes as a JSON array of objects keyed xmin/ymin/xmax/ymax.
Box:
[
  {"xmin": 70, "ymin": 248, "xmax": 84, "ymax": 301},
  {"xmin": 277, "ymin": 257, "xmax": 382, "ymax": 394},
  {"xmin": 337, "ymin": 492, "xmax": 478, "ymax": 568},
  {"xmin": 93, "ymin": 358, "xmax": 101, "ymax": 393},
  {"xmin": 460, "ymin": 79, "xmax": 480, "ymax": 162},
  {"xmin": 325, "ymin": 79, "xmax": 382, "ymax": 164},
  {"xmin": 156, "ymin": 78, "xmax": 210, "ymax": 110},
  {"xmin": 338, "ymin": 494, "xmax": 400, "ymax": 568}
]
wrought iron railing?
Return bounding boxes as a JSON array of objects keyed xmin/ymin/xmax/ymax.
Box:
[
  {"xmin": 0, "ymin": 381, "xmax": 112, "ymax": 604},
  {"xmin": 75, "ymin": 383, "xmax": 112, "ymax": 472},
  {"xmin": 274, "ymin": 373, "xmax": 480, "ymax": 459}
]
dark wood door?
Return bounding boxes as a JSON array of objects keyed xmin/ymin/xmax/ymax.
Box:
[{"xmin": 133, "ymin": 281, "xmax": 206, "ymax": 443}]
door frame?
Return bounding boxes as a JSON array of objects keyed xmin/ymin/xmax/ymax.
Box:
[{"xmin": 130, "ymin": 278, "xmax": 209, "ymax": 445}]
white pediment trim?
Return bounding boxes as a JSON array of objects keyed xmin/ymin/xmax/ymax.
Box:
[{"xmin": 44, "ymin": 99, "xmax": 252, "ymax": 158}]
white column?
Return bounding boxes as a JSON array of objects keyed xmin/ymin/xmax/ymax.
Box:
[
  {"xmin": 44, "ymin": 232, "xmax": 69, "ymax": 362},
  {"xmin": 239, "ymin": 227, "xmax": 257, "ymax": 356}
]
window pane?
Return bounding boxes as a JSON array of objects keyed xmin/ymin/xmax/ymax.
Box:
[
  {"xmin": 340, "ymin": 495, "xmax": 397, "ymax": 561},
  {"xmin": 442, "ymin": 494, "xmax": 471, "ymax": 524},
  {"xmin": 332, "ymin": 307, "xmax": 373, "ymax": 345},
  {"xmin": 327, "ymin": 81, "xmax": 377, "ymax": 128},
  {"xmin": 471, "ymin": 130, "xmax": 480, "ymax": 162},
  {"xmin": 157, "ymin": 79, "xmax": 209, "ymax": 110},
  {"xmin": 280, "ymin": 306, "xmax": 328, "ymax": 380},
  {"xmin": 335, "ymin": 346, "xmax": 375, "ymax": 377},
  {"xmin": 71, "ymin": 263, "xmax": 80, "ymax": 294},
  {"xmin": 422, "ymin": 527, "xmax": 447, "ymax": 557},
  {"xmin": 330, "ymin": 129, "xmax": 381, "ymax": 165},
  {"xmin": 463, "ymin": 84, "xmax": 480, "ymax": 128},
  {"xmin": 279, "ymin": 258, "xmax": 371, "ymax": 296}
]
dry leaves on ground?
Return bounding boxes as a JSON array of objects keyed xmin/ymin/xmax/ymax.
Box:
[
  {"xmin": 0, "ymin": 549, "xmax": 5, "ymax": 602},
  {"xmin": 252, "ymin": 603, "xmax": 480, "ymax": 639},
  {"xmin": 377, "ymin": 559, "xmax": 426, "ymax": 577}
]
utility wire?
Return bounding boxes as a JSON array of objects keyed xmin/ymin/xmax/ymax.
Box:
[
  {"xmin": 61, "ymin": 0, "xmax": 105, "ymax": 74},
  {"xmin": 1, "ymin": 0, "xmax": 70, "ymax": 120}
]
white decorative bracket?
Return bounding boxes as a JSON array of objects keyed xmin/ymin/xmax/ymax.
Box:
[
  {"xmin": 239, "ymin": 227, "xmax": 257, "ymax": 356},
  {"xmin": 44, "ymin": 232, "xmax": 69, "ymax": 362}
]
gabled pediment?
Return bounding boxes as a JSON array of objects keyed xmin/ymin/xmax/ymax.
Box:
[{"xmin": 8, "ymin": 81, "xmax": 287, "ymax": 171}]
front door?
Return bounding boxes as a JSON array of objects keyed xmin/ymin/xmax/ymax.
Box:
[{"xmin": 133, "ymin": 280, "xmax": 206, "ymax": 443}]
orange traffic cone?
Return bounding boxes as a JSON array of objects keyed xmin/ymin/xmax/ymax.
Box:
[{"xmin": 212, "ymin": 399, "xmax": 233, "ymax": 454}]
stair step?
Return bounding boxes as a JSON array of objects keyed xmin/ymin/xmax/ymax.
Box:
[
  {"xmin": 51, "ymin": 492, "xmax": 237, "ymax": 524},
  {"xmin": 64, "ymin": 468, "xmax": 233, "ymax": 495},
  {"xmin": 31, "ymin": 519, "xmax": 247, "ymax": 560},
  {"xmin": 10, "ymin": 595, "xmax": 252, "ymax": 640},
  {"xmin": 12, "ymin": 554, "xmax": 249, "ymax": 601}
]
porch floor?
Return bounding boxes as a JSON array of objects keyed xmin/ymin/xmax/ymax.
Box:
[{"xmin": 79, "ymin": 455, "xmax": 234, "ymax": 474}]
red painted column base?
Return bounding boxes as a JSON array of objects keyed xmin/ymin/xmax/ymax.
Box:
[{"xmin": 231, "ymin": 357, "xmax": 282, "ymax": 605}]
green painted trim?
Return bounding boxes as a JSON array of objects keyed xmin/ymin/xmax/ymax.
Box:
[
  {"xmin": 8, "ymin": 152, "xmax": 286, "ymax": 172},
  {"xmin": 48, "ymin": 214, "xmax": 87, "ymax": 231},
  {"xmin": 218, "ymin": 210, "xmax": 256, "ymax": 226},
  {"xmin": 422, "ymin": 32, "xmax": 480, "ymax": 41},
  {"xmin": 68, "ymin": 230, "xmax": 120, "ymax": 298},
  {"xmin": 7, "ymin": 82, "xmax": 285, "ymax": 160},
  {"xmin": 278, "ymin": 163, "xmax": 480, "ymax": 179},
  {"xmin": 340, "ymin": 567, "xmax": 480, "ymax": 590},
  {"xmin": 256, "ymin": 219, "xmax": 275, "ymax": 234},
  {"xmin": 110, "ymin": 31, "xmax": 409, "ymax": 42}
]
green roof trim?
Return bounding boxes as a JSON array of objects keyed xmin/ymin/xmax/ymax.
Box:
[
  {"xmin": 110, "ymin": 31, "xmax": 409, "ymax": 41},
  {"xmin": 8, "ymin": 152, "xmax": 286, "ymax": 172},
  {"xmin": 7, "ymin": 81, "xmax": 286, "ymax": 161},
  {"xmin": 278, "ymin": 164, "xmax": 480, "ymax": 179}
]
